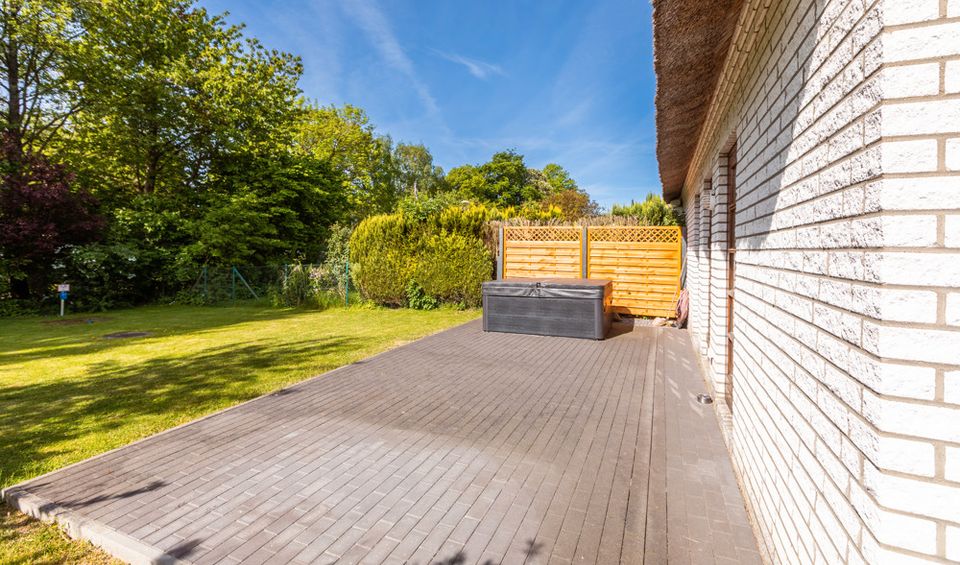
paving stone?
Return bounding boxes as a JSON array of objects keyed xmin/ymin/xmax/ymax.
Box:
[{"xmin": 5, "ymin": 321, "xmax": 760, "ymax": 564}]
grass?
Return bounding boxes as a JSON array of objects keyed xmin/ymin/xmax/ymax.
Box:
[{"xmin": 0, "ymin": 303, "xmax": 478, "ymax": 563}]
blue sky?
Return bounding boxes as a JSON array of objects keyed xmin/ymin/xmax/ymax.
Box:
[{"xmin": 200, "ymin": 0, "xmax": 658, "ymax": 209}]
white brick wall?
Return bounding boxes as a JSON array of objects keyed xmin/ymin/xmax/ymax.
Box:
[{"xmin": 677, "ymin": 0, "xmax": 960, "ymax": 562}]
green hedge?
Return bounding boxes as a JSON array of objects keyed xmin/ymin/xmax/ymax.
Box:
[{"xmin": 349, "ymin": 209, "xmax": 492, "ymax": 308}]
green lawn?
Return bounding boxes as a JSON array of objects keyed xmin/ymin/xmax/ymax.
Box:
[{"xmin": 0, "ymin": 303, "xmax": 478, "ymax": 563}]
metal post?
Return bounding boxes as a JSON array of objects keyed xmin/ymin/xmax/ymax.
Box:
[
  {"xmin": 344, "ymin": 257, "xmax": 350, "ymax": 306},
  {"xmin": 202, "ymin": 266, "xmax": 208, "ymax": 300},
  {"xmin": 60, "ymin": 298, "xmax": 65, "ymax": 317},
  {"xmin": 231, "ymin": 266, "xmax": 236, "ymax": 301},
  {"xmin": 497, "ymin": 226, "xmax": 504, "ymax": 280},
  {"xmin": 581, "ymin": 226, "xmax": 588, "ymax": 278},
  {"xmin": 235, "ymin": 268, "xmax": 259, "ymax": 299}
]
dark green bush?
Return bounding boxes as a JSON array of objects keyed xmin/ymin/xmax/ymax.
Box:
[
  {"xmin": 349, "ymin": 211, "xmax": 492, "ymax": 307},
  {"xmin": 321, "ymin": 223, "xmax": 352, "ymax": 299},
  {"xmin": 414, "ymin": 232, "xmax": 490, "ymax": 307},
  {"xmin": 405, "ymin": 280, "xmax": 439, "ymax": 310},
  {"xmin": 349, "ymin": 214, "xmax": 416, "ymax": 306}
]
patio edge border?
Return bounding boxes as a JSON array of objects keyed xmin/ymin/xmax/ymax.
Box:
[{"xmin": 3, "ymin": 483, "xmax": 193, "ymax": 564}]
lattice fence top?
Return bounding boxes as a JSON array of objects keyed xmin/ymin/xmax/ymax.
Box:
[
  {"xmin": 503, "ymin": 226, "xmax": 582, "ymax": 242},
  {"xmin": 587, "ymin": 226, "xmax": 681, "ymax": 243}
]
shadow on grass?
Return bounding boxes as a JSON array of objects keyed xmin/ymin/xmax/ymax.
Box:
[
  {"xmin": 0, "ymin": 305, "xmax": 311, "ymax": 367},
  {"xmin": 0, "ymin": 335, "xmax": 360, "ymax": 488}
]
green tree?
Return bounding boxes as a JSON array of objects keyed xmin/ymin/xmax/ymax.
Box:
[
  {"xmin": 0, "ymin": 0, "xmax": 87, "ymax": 161},
  {"xmin": 447, "ymin": 150, "xmax": 546, "ymax": 206},
  {"xmin": 393, "ymin": 142, "xmax": 446, "ymax": 197},
  {"xmin": 541, "ymin": 163, "xmax": 578, "ymax": 193},
  {"xmin": 446, "ymin": 164, "xmax": 486, "ymax": 201},
  {"xmin": 294, "ymin": 104, "xmax": 398, "ymax": 219},
  {"xmin": 480, "ymin": 150, "xmax": 535, "ymax": 205},
  {"xmin": 181, "ymin": 151, "xmax": 346, "ymax": 266},
  {"xmin": 62, "ymin": 0, "xmax": 303, "ymax": 197},
  {"xmin": 542, "ymin": 189, "xmax": 599, "ymax": 220}
]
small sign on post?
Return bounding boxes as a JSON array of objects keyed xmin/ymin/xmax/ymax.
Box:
[{"xmin": 57, "ymin": 284, "xmax": 70, "ymax": 317}]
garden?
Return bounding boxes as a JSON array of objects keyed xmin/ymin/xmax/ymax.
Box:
[
  {"xmin": 0, "ymin": 1, "xmax": 685, "ymax": 561},
  {"xmin": 0, "ymin": 303, "xmax": 477, "ymax": 563}
]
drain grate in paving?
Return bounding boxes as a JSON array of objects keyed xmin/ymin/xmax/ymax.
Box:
[{"xmin": 103, "ymin": 331, "xmax": 152, "ymax": 339}]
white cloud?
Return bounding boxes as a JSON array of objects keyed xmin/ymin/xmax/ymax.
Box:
[
  {"xmin": 434, "ymin": 51, "xmax": 504, "ymax": 79},
  {"xmin": 340, "ymin": 0, "xmax": 440, "ymax": 117}
]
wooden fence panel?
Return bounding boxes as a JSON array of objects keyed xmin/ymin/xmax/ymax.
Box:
[
  {"xmin": 500, "ymin": 225, "xmax": 683, "ymax": 318},
  {"xmin": 502, "ymin": 226, "xmax": 582, "ymax": 279},
  {"xmin": 587, "ymin": 226, "xmax": 682, "ymax": 317}
]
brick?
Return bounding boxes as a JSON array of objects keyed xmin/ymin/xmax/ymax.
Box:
[
  {"xmin": 881, "ymin": 64, "xmax": 940, "ymax": 99},
  {"xmin": 945, "ymin": 371, "xmax": 960, "ymax": 405},
  {"xmin": 865, "ymin": 462, "xmax": 960, "ymax": 522},
  {"xmin": 876, "ymin": 435, "xmax": 935, "ymax": 477},
  {"xmin": 881, "ymin": 139, "xmax": 938, "ymax": 174},
  {"xmin": 877, "ymin": 288, "xmax": 939, "ymax": 324},
  {"xmin": 871, "ymin": 252, "xmax": 960, "ymax": 287},
  {"xmin": 863, "ymin": 322, "xmax": 960, "ymax": 365},
  {"xmin": 881, "ymin": 215, "xmax": 939, "ymax": 248},
  {"xmin": 883, "ymin": 99, "xmax": 960, "ymax": 136},
  {"xmin": 948, "ymin": 526, "xmax": 960, "ymax": 563},
  {"xmin": 947, "ymin": 446, "xmax": 960, "ymax": 483},
  {"xmin": 873, "ymin": 508, "xmax": 938, "ymax": 556},
  {"xmin": 878, "ymin": 177, "xmax": 960, "ymax": 211},
  {"xmin": 946, "ymin": 138, "xmax": 960, "ymax": 171},
  {"xmin": 947, "ymin": 216, "xmax": 960, "ymax": 248},
  {"xmin": 669, "ymin": 2, "xmax": 960, "ymax": 562},
  {"xmin": 863, "ymin": 391, "xmax": 960, "ymax": 443},
  {"xmin": 884, "ymin": 0, "xmax": 940, "ymax": 25},
  {"xmin": 947, "ymin": 61, "xmax": 960, "ymax": 95},
  {"xmin": 883, "ymin": 22, "xmax": 960, "ymax": 63}
]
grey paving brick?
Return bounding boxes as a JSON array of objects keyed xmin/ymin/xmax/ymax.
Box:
[{"xmin": 6, "ymin": 321, "xmax": 761, "ymax": 564}]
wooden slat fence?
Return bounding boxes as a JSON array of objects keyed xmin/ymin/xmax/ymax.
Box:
[
  {"xmin": 586, "ymin": 226, "xmax": 682, "ymax": 318},
  {"xmin": 502, "ymin": 226, "xmax": 582, "ymax": 279},
  {"xmin": 501, "ymin": 225, "xmax": 682, "ymax": 318}
]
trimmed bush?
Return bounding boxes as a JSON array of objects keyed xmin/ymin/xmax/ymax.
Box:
[
  {"xmin": 349, "ymin": 214, "xmax": 416, "ymax": 306},
  {"xmin": 349, "ymin": 210, "xmax": 493, "ymax": 308},
  {"xmin": 414, "ymin": 232, "xmax": 490, "ymax": 307}
]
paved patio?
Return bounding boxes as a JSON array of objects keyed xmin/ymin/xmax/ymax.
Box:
[{"xmin": 4, "ymin": 320, "xmax": 761, "ymax": 564}]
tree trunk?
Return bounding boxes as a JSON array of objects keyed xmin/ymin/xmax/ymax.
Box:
[
  {"xmin": 5, "ymin": 33, "xmax": 23, "ymax": 165},
  {"xmin": 144, "ymin": 149, "xmax": 159, "ymax": 193}
]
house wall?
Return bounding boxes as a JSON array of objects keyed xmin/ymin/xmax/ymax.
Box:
[{"xmin": 680, "ymin": 0, "xmax": 960, "ymax": 562}]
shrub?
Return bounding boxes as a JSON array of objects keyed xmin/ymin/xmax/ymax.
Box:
[
  {"xmin": 405, "ymin": 280, "xmax": 439, "ymax": 310},
  {"xmin": 64, "ymin": 243, "xmax": 144, "ymax": 311},
  {"xmin": 610, "ymin": 194, "xmax": 684, "ymax": 226},
  {"xmin": 414, "ymin": 232, "xmax": 490, "ymax": 307},
  {"xmin": 320, "ymin": 223, "xmax": 352, "ymax": 298},
  {"xmin": 349, "ymin": 211, "xmax": 493, "ymax": 308},
  {"xmin": 349, "ymin": 214, "xmax": 416, "ymax": 306},
  {"xmin": 272, "ymin": 263, "xmax": 343, "ymax": 309}
]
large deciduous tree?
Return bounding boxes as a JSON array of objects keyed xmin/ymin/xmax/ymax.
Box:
[
  {"xmin": 294, "ymin": 104, "xmax": 397, "ymax": 219},
  {"xmin": 182, "ymin": 151, "xmax": 346, "ymax": 266},
  {"xmin": 393, "ymin": 142, "xmax": 446, "ymax": 198},
  {"xmin": 446, "ymin": 151, "xmax": 580, "ymax": 208},
  {"xmin": 541, "ymin": 189, "xmax": 599, "ymax": 220},
  {"xmin": 62, "ymin": 0, "xmax": 303, "ymax": 197},
  {"xmin": 0, "ymin": 0, "xmax": 87, "ymax": 162}
]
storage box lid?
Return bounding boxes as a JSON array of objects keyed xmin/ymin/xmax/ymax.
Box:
[{"xmin": 482, "ymin": 278, "xmax": 612, "ymax": 299}]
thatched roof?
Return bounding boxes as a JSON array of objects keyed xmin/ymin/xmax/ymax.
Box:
[{"xmin": 654, "ymin": 0, "xmax": 744, "ymax": 201}]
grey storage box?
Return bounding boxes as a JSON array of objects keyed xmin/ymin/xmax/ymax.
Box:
[{"xmin": 482, "ymin": 278, "xmax": 613, "ymax": 340}]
